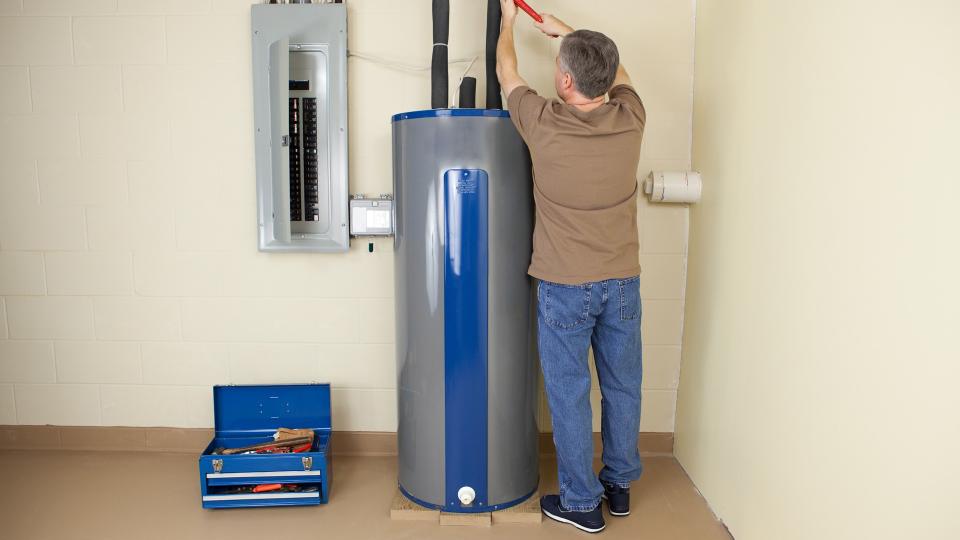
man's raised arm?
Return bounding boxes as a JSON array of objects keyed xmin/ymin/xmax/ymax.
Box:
[
  {"xmin": 533, "ymin": 13, "xmax": 574, "ymax": 38},
  {"xmin": 496, "ymin": 0, "xmax": 529, "ymax": 100}
]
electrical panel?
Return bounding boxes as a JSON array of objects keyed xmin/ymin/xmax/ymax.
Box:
[{"xmin": 252, "ymin": 4, "xmax": 349, "ymax": 252}]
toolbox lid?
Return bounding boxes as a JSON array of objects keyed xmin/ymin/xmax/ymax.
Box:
[{"xmin": 213, "ymin": 384, "xmax": 332, "ymax": 436}]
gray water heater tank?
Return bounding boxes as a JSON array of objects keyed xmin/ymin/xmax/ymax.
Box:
[{"xmin": 392, "ymin": 109, "xmax": 539, "ymax": 513}]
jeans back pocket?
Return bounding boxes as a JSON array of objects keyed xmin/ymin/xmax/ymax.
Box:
[
  {"xmin": 540, "ymin": 281, "xmax": 591, "ymax": 330},
  {"xmin": 618, "ymin": 276, "xmax": 641, "ymax": 321}
]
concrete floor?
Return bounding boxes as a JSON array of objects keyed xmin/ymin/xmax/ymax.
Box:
[{"xmin": 0, "ymin": 450, "xmax": 730, "ymax": 540}]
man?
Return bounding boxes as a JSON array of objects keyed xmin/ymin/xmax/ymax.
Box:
[{"xmin": 496, "ymin": 0, "xmax": 646, "ymax": 534}]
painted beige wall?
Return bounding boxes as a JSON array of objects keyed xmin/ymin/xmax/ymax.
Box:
[
  {"xmin": 0, "ymin": 0, "xmax": 692, "ymax": 432},
  {"xmin": 676, "ymin": 1, "xmax": 960, "ymax": 539}
]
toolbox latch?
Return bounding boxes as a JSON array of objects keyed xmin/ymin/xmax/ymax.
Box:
[
  {"xmin": 213, "ymin": 459, "xmax": 223, "ymax": 474},
  {"xmin": 302, "ymin": 456, "xmax": 313, "ymax": 471}
]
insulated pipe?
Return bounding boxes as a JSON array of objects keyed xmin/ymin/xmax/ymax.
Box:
[
  {"xmin": 485, "ymin": 0, "xmax": 502, "ymax": 109},
  {"xmin": 459, "ymin": 77, "xmax": 477, "ymax": 108},
  {"xmin": 431, "ymin": 0, "xmax": 450, "ymax": 109}
]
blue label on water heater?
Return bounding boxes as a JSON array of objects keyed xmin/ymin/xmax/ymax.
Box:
[
  {"xmin": 456, "ymin": 175, "xmax": 478, "ymax": 194},
  {"xmin": 443, "ymin": 169, "xmax": 489, "ymax": 512}
]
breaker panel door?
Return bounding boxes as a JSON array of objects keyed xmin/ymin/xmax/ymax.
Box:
[{"xmin": 269, "ymin": 37, "xmax": 292, "ymax": 246}]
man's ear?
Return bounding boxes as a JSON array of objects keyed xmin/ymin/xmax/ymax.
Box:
[{"xmin": 563, "ymin": 73, "xmax": 575, "ymax": 92}]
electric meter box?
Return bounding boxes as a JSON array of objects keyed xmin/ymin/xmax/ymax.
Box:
[
  {"xmin": 349, "ymin": 197, "xmax": 395, "ymax": 237},
  {"xmin": 252, "ymin": 4, "xmax": 349, "ymax": 252}
]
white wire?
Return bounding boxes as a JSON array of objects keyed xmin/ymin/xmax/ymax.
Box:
[
  {"xmin": 348, "ymin": 51, "xmax": 482, "ymax": 108},
  {"xmin": 347, "ymin": 51, "xmax": 478, "ymax": 72}
]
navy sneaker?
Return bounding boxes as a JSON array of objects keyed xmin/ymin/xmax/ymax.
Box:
[
  {"xmin": 600, "ymin": 480, "xmax": 630, "ymax": 516},
  {"xmin": 540, "ymin": 494, "xmax": 606, "ymax": 533}
]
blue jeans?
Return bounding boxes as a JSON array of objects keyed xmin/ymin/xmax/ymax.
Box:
[{"xmin": 537, "ymin": 277, "xmax": 643, "ymax": 512}]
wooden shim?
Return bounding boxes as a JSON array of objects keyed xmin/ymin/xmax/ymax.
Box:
[
  {"xmin": 440, "ymin": 512, "xmax": 492, "ymax": 527},
  {"xmin": 391, "ymin": 489, "xmax": 541, "ymax": 526},
  {"xmin": 491, "ymin": 492, "xmax": 542, "ymax": 524},
  {"xmin": 390, "ymin": 490, "xmax": 439, "ymax": 522}
]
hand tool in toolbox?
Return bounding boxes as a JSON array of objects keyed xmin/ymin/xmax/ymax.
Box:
[
  {"xmin": 212, "ymin": 484, "xmax": 320, "ymax": 496},
  {"xmin": 214, "ymin": 435, "xmax": 313, "ymax": 455}
]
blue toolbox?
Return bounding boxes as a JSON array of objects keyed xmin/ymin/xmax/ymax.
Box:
[{"xmin": 198, "ymin": 384, "xmax": 332, "ymax": 509}]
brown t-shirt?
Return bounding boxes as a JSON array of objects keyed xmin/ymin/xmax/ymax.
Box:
[{"xmin": 507, "ymin": 84, "xmax": 646, "ymax": 285}]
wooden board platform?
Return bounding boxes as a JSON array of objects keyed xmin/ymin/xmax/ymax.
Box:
[
  {"xmin": 389, "ymin": 490, "xmax": 440, "ymax": 521},
  {"xmin": 390, "ymin": 489, "xmax": 542, "ymax": 526},
  {"xmin": 439, "ymin": 511, "xmax": 491, "ymax": 527},
  {"xmin": 491, "ymin": 492, "xmax": 543, "ymax": 524}
]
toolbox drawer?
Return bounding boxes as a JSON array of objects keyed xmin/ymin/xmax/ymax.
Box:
[
  {"xmin": 201, "ymin": 492, "xmax": 322, "ymax": 507},
  {"xmin": 205, "ymin": 470, "xmax": 324, "ymax": 487},
  {"xmin": 198, "ymin": 384, "xmax": 332, "ymax": 509}
]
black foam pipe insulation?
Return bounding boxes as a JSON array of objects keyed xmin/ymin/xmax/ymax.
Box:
[
  {"xmin": 431, "ymin": 0, "xmax": 450, "ymax": 109},
  {"xmin": 485, "ymin": 0, "xmax": 502, "ymax": 109},
  {"xmin": 459, "ymin": 76, "xmax": 477, "ymax": 108}
]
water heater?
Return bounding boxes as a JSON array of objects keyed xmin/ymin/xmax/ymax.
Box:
[{"xmin": 392, "ymin": 109, "xmax": 538, "ymax": 512}]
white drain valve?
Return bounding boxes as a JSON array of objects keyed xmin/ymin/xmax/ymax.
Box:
[{"xmin": 457, "ymin": 486, "xmax": 476, "ymax": 506}]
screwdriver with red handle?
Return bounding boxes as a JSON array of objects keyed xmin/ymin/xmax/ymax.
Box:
[{"xmin": 514, "ymin": 0, "xmax": 544, "ymax": 23}]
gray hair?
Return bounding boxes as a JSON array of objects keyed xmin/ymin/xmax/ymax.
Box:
[{"xmin": 559, "ymin": 30, "xmax": 620, "ymax": 99}]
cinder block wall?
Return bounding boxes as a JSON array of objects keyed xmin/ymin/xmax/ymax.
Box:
[{"xmin": 0, "ymin": 0, "xmax": 693, "ymax": 432}]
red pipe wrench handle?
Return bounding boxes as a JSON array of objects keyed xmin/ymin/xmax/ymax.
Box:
[{"xmin": 514, "ymin": 0, "xmax": 544, "ymax": 23}]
